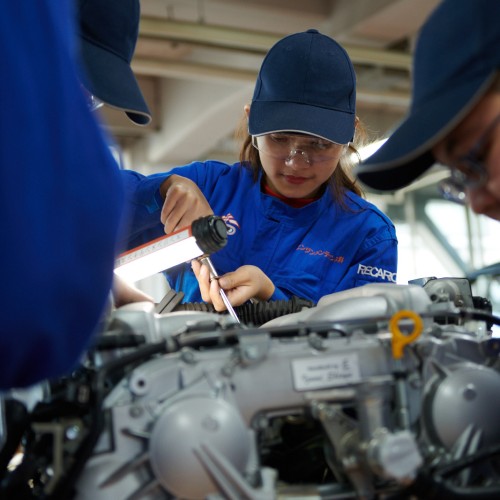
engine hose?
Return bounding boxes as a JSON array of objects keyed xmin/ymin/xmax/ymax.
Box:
[{"xmin": 174, "ymin": 295, "xmax": 315, "ymax": 326}]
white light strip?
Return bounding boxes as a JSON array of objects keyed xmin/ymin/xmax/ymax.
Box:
[{"xmin": 114, "ymin": 228, "xmax": 205, "ymax": 283}]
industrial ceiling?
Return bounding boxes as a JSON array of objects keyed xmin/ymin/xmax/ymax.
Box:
[{"xmin": 98, "ymin": 0, "xmax": 441, "ymax": 176}]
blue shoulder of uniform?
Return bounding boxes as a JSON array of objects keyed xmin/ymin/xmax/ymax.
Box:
[{"xmin": 344, "ymin": 191, "xmax": 395, "ymax": 227}]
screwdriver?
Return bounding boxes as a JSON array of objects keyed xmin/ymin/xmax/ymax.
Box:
[{"xmin": 199, "ymin": 256, "xmax": 240, "ymax": 323}]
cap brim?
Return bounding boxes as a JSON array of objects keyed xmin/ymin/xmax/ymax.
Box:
[
  {"xmin": 80, "ymin": 38, "xmax": 152, "ymax": 126},
  {"xmin": 249, "ymin": 101, "xmax": 355, "ymax": 144},
  {"xmin": 355, "ymin": 73, "xmax": 494, "ymax": 191}
]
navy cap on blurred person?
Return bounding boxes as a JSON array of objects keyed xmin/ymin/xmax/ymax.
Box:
[
  {"xmin": 77, "ymin": 0, "xmax": 152, "ymax": 126},
  {"xmin": 248, "ymin": 29, "xmax": 357, "ymax": 145},
  {"xmin": 355, "ymin": 0, "xmax": 500, "ymax": 191}
]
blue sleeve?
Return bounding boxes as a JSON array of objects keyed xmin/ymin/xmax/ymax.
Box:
[
  {"xmin": 119, "ymin": 162, "xmax": 214, "ymax": 249},
  {"xmin": 269, "ymin": 287, "xmax": 294, "ymax": 301},
  {"xmin": 119, "ymin": 169, "xmax": 168, "ymax": 246},
  {"xmin": 269, "ymin": 287, "xmax": 292, "ymax": 301},
  {"xmin": 0, "ymin": 2, "xmax": 124, "ymax": 389}
]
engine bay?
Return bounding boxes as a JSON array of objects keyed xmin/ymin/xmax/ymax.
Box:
[{"xmin": 1, "ymin": 278, "xmax": 500, "ymax": 499}]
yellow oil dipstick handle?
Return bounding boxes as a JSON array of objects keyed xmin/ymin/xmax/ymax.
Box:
[
  {"xmin": 389, "ymin": 310, "xmax": 423, "ymax": 360},
  {"xmin": 390, "ymin": 309, "xmax": 423, "ymax": 430}
]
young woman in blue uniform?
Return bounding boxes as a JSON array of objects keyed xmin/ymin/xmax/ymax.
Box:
[{"xmin": 121, "ymin": 30, "xmax": 398, "ymax": 310}]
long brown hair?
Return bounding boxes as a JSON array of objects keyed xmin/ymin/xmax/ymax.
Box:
[{"xmin": 236, "ymin": 114, "xmax": 367, "ymax": 208}]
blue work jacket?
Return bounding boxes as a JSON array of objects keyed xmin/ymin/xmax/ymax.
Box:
[{"xmin": 121, "ymin": 161, "xmax": 397, "ymax": 304}]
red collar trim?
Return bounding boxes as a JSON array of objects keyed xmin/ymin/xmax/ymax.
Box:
[{"xmin": 263, "ymin": 184, "xmax": 319, "ymax": 208}]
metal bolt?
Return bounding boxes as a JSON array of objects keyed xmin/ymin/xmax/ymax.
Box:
[
  {"xmin": 65, "ymin": 425, "xmax": 80, "ymax": 440},
  {"xmin": 129, "ymin": 405, "xmax": 144, "ymax": 418},
  {"xmin": 202, "ymin": 416, "xmax": 219, "ymax": 432},
  {"xmin": 253, "ymin": 414, "xmax": 269, "ymax": 429},
  {"xmin": 243, "ymin": 346, "xmax": 259, "ymax": 360},
  {"xmin": 181, "ymin": 348, "xmax": 196, "ymax": 364},
  {"xmin": 463, "ymin": 384, "xmax": 476, "ymax": 401}
]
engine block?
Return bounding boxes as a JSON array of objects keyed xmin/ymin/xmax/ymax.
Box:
[{"xmin": 2, "ymin": 280, "xmax": 500, "ymax": 500}]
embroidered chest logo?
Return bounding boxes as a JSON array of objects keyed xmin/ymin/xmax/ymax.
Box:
[
  {"xmin": 222, "ymin": 213, "xmax": 240, "ymax": 236},
  {"xmin": 296, "ymin": 244, "xmax": 345, "ymax": 263}
]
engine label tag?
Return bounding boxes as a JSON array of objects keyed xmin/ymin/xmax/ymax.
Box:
[{"xmin": 292, "ymin": 353, "xmax": 361, "ymax": 390}]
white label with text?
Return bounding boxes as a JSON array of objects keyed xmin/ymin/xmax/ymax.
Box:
[{"xmin": 292, "ymin": 353, "xmax": 361, "ymax": 391}]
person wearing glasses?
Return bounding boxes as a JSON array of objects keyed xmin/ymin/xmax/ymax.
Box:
[
  {"xmin": 121, "ymin": 30, "xmax": 398, "ymax": 309},
  {"xmin": 77, "ymin": 0, "xmax": 151, "ymax": 126},
  {"xmin": 355, "ymin": 0, "xmax": 500, "ymax": 222}
]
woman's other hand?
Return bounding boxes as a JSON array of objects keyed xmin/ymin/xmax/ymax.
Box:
[{"xmin": 191, "ymin": 260, "xmax": 275, "ymax": 311}]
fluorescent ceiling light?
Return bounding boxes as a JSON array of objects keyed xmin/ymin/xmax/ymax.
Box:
[{"xmin": 358, "ymin": 138, "xmax": 388, "ymax": 161}]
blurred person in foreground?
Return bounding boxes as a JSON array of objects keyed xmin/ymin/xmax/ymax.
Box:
[
  {"xmin": 0, "ymin": 2, "xmax": 124, "ymax": 389},
  {"xmin": 355, "ymin": 0, "xmax": 500, "ymax": 221},
  {"xmin": 77, "ymin": 0, "xmax": 155, "ymax": 306}
]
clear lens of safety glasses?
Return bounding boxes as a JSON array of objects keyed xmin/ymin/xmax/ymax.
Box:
[
  {"xmin": 438, "ymin": 160, "xmax": 488, "ymax": 205},
  {"xmin": 439, "ymin": 113, "xmax": 499, "ymax": 203},
  {"xmin": 87, "ymin": 93, "xmax": 104, "ymax": 112},
  {"xmin": 81, "ymin": 84, "xmax": 104, "ymax": 112},
  {"xmin": 252, "ymin": 134, "xmax": 347, "ymax": 164},
  {"xmin": 438, "ymin": 176, "xmax": 468, "ymax": 205},
  {"xmin": 451, "ymin": 159, "xmax": 488, "ymax": 189}
]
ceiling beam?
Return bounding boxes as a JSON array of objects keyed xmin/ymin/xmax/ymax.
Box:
[
  {"xmin": 132, "ymin": 57, "xmax": 257, "ymax": 83},
  {"xmin": 132, "ymin": 57, "xmax": 410, "ymax": 111},
  {"xmin": 138, "ymin": 18, "xmax": 412, "ymax": 71}
]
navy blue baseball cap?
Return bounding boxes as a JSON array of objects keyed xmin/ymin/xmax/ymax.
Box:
[
  {"xmin": 77, "ymin": 0, "xmax": 152, "ymax": 126},
  {"xmin": 249, "ymin": 29, "xmax": 356, "ymax": 144},
  {"xmin": 355, "ymin": 0, "xmax": 500, "ymax": 191}
]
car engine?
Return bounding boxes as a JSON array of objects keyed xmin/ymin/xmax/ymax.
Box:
[{"xmin": 1, "ymin": 278, "xmax": 500, "ymax": 499}]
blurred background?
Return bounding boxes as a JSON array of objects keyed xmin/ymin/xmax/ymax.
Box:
[{"xmin": 98, "ymin": 0, "xmax": 499, "ymax": 317}]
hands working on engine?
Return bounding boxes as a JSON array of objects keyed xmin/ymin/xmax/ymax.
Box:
[
  {"xmin": 191, "ymin": 260, "xmax": 275, "ymax": 310},
  {"xmin": 159, "ymin": 175, "xmax": 275, "ymax": 309}
]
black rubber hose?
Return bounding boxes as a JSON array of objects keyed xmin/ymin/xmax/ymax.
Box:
[{"xmin": 174, "ymin": 296, "xmax": 315, "ymax": 326}]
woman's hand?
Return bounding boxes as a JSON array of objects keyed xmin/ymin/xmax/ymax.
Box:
[
  {"xmin": 191, "ymin": 260, "xmax": 275, "ymax": 311},
  {"xmin": 159, "ymin": 175, "xmax": 213, "ymax": 234},
  {"xmin": 112, "ymin": 274, "xmax": 155, "ymax": 308}
]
